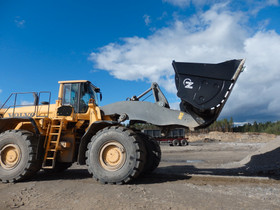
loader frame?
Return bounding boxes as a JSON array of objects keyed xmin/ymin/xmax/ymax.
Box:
[{"xmin": 0, "ymin": 59, "xmax": 245, "ymax": 184}]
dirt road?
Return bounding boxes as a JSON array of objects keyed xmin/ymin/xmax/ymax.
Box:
[{"xmin": 1, "ymin": 136, "xmax": 280, "ymax": 210}]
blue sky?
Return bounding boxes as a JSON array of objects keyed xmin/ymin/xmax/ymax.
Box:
[{"xmin": 0, "ymin": 0, "xmax": 280, "ymax": 123}]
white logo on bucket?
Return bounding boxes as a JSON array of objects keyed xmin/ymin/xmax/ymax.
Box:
[{"xmin": 183, "ymin": 78, "xmax": 194, "ymax": 89}]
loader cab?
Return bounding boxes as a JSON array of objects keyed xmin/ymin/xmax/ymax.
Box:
[{"xmin": 58, "ymin": 80, "xmax": 101, "ymax": 113}]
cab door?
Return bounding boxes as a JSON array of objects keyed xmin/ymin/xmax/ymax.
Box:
[{"xmin": 62, "ymin": 83, "xmax": 80, "ymax": 113}]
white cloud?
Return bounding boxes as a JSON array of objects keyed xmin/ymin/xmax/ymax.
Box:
[
  {"xmin": 265, "ymin": 0, "xmax": 279, "ymax": 6},
  {"xmin": 222, "ymin": 30, "xmax": 280, "ymax": 119},
  {"xmin": 20, "ymin": 101, "xmax": 33, "ymax": 106},
  {"xmin": 89, "ymin": 3, "xmax": 280, "ymax": 121},
  {"xmin": 90, "ymin": 4, "xmax": 247, "ymax": 92},
  {"xmin": 250, "ymin": 0, "xmax": 279, "ymax": 15},
  {"xmin": 162, "ymin": 0, "xmax": 224, "ymax": 8},
  {"xmin": 0, "ymin": 89, "xmax": 2, "ymax": 94},
  {"xmin": 14, "ymin": 16, "xmax": 26, "ymax": 28},
  {"xmin": 143, "ymin": 14, "xmax": 151, "ymax": 26},
  {"xmin": 162, "ymin": 0, "xmax": 231, "ymax": 8},
  {"xmin": 163, "ymin": 0, "xmax": 191, "ymax": 7},
  {"xmin": 163, "ymin": 0, "xmax": 279, "ymax": 12}
]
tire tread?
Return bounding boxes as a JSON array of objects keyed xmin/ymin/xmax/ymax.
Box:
[
  {"xmin": 0, "ymin": 130, "xmax": 42, "ymax": 183},
  {"xmin": 86, "ymin": 126, "xmax": 146, "ymax": 184}
]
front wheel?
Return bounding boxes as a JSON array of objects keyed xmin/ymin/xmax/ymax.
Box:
[{"xmin": 86, "ymin": 126, "xmax": 146, "ymax": 184}]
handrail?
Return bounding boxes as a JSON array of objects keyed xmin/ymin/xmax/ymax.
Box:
[{"xmin": 0, "ymin": 91, "xmax": 51, "ymax": 118}]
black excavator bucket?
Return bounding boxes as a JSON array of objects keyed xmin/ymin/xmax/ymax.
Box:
[
  {"xmin": 101, "ymin": 59, "xmax": 244, "ymax": 130},
  {"xmin": 173, "ymin": 59, "xmax": 245, "ymax": 128}
]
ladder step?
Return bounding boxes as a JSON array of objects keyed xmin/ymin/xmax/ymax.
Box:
[
  {"xmin": 50, "ymin": 141, "xmax": 58, "ymax": 143},
  {"xmin": 53, "ymin": 123, "xmax": 62, "ymax": 126},
  {"xmin": 46, "ymin": 157, "xmax": 54, "ymax": 160},
  {"xmin": 52, "ymin": 125, "xmax": 61, "ymax": 128},
  {"xmin": 50, "ymin": 133, "xmax": 59, "ymax": 135},
  {"xmin": 42, "ymin": 166, "xmax": 53, "ymax": 169}
]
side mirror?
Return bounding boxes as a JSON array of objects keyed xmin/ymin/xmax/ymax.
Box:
[{"xmin": 99, "ymin": 92, "xmax": 102, "ymax": 102}]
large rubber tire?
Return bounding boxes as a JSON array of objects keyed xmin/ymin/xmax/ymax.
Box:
[
  {"xmin": 172, "ymin": 139, "xmax": 180, "ymax": 146},
  {"xmin": 0, "ymin": 130, "xmax": 42, "ymax": 183},
  {"xmin": 138, "ymin": 133, "xmax": 161, "ymax": 173},
  {"xmin": 180, "ymin": 139, "xmax": 189, "ymax": 146},
  {"xmin": 86, "ymin": 126, "xmax": 146, "ymax": 184}
]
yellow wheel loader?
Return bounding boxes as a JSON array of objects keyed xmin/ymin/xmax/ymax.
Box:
[{"xmin": 0, "ymin": 59, "xmax": 245, "ymax": 184}]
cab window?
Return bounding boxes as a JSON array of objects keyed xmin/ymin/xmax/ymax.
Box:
[
  {"xmin": 62, "ymin": 83, "xmax": 79, "ymax": 112},
  {"xmin": 62, "ymin": 82, "xmax": 98, "ymax": 113}
]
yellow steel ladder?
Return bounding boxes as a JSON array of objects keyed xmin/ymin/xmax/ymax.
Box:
[{"xmin": 42, "ymin": 118, "xmax": 63, "ymax": 169}]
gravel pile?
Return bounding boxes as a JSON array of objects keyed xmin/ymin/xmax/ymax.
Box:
[
  {"xmin": 223, "ymin": 136, "xmax": 280, "ymax": 174},
  {"xmin": 188, "ymin": 132, "xmax": 277, "ymax": 143}
]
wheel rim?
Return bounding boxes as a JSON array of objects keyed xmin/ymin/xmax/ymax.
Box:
[
  {"xmin": 99, "ymin": 141, "xmax": 126, "ymax": 171},
  {"xmin": 0, "ymin": 144, "xmax": 21, "ymax": 169}
]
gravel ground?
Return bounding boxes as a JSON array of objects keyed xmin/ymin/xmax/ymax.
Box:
[{"xmin": 0, "ymin": 134, "xmax": 280, "ymax": 210}]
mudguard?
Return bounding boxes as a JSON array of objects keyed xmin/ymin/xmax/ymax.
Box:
[{"xmin": 0, "ymin": 117, "xmax": 40, "ymax": 134}]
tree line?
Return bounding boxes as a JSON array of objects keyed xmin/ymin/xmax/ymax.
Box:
[
  {"xmin": 205, "ymin": 118, "xmax": 280, "ymax": 135},
  {"xmin": 128, "ymin": 118, "xmax": 280, "ymax": 135}
]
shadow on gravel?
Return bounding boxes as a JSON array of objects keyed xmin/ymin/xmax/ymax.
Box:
[
  {"xmin": 156, "ymin": 165, "xmax": 280, "ymax": 180},
  {"xmin": 239, "ymin": 146, "xmax": 280, "ymax": 180},
  {"xmin": 29, "ymin": 168, "xmax": 92, "ymax": 182},
  {"xmin": 29, "ymin": 169, "xmax": 192, "ymax": 184},
  {"xmin": 157, "ymin": 146, "xmax": 280, "ymax": 181},
  {"xmin": 133, "ymin": 173, "xmax": 192, "ymax": 185},
  {"xmin": 27, "ymin": 145, "xmax": 280, "ymax": 183}
]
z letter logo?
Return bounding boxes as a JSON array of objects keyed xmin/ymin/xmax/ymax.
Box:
[{"xmin": 183, "ymin": 78, "xmax": 194, "ymax": 89}]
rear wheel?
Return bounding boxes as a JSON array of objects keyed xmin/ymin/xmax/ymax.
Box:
[
  {"xmin": 0, "ymin": 130, "xmax": 42, "ymax": 183},
  {"xmin": 138, "ymin": 133, "xmax": 161, "ymax": 173},
  {"xmin": 180, "ymin": 139, "xmax": 188, "ymax": 146},
  {"xmin": 86, "ymin": 126, "xmax": 146, "ymax": 184},
  {"xmin": 172, "ymin": 139, "xmax": 180, "ymax": 146}
]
